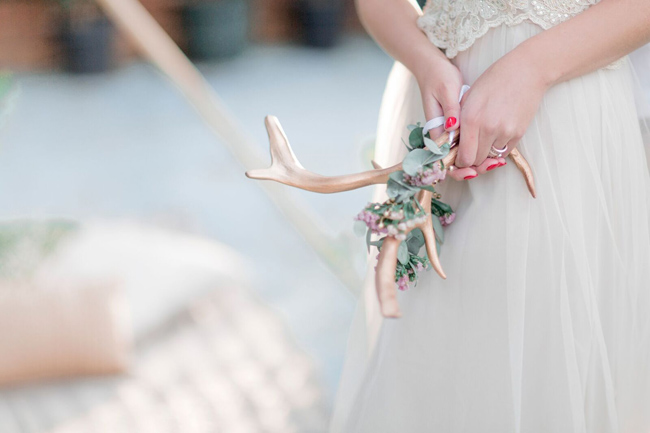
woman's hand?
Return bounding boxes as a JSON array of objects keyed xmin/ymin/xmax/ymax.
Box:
[
  {"xmin": 455, "ymin": 51, "xmax": 549, "ymax": 169},
  {"xmin": 413, "ymin": 56, "xmax": 488, "ymax": 180}
]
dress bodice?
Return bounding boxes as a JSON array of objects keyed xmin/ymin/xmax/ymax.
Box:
[{"xmin": 418, "ymin": 0, "xmax": 607, "ymax": 60}]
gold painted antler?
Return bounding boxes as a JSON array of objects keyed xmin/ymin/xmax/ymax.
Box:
[
  {"xmin": 247, "ymin": 115, "xmax": 536, "ymax": 318},
  {"xmin": 246, "ymin": 116, "xmax": 403, "ymax": 193},
  {"xmin": 375, "ymin": 189, "xmax": 443, "ymax": 317}
]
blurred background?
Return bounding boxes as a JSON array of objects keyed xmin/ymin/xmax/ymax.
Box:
[{"xmin": 0, "ymin": 0, "xmax": 430, "ymax": 432}]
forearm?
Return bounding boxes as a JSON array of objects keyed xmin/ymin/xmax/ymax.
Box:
[
  {"xmin": 514, "ymin": 0, "xmax": 650, "ymax": 87},
  {"xmin": 355, "ymin": 0, "xmax": 448, "ymax": 77}
]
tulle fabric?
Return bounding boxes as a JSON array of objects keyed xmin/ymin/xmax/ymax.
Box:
[{"xmin": 330, "ymin": 22, "xmax": 650, "ymax": 433}]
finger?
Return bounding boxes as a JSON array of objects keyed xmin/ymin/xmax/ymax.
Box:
[
  {"xmin": 475, "ymin": 157, "xmax": 501, "ymax": 175},
  {"xmin": 456, "ymin": 117, "xmax": 478, "ymax": 168},
  {"xmin": 423, "ymin": 96, "xmax": 445, "ymax": 138},
  {"xmin": 438, "ymin": 85, "xmax": 461, "ymax": 133},
  {"xmin": 474, "ymin": 128, "xmax": 498, "ymax": 167},
  {"xmin": 501, "ymin": 138, "xmax": 519, "ymax": 159},
  {"xmin": 447, "ymin": 166, "xmax": 478, "ymax": 181}
]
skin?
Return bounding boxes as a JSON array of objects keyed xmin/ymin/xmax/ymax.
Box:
[{"xmin": 355, "ymin": 0, "xmax": 650, "ymax": 178}]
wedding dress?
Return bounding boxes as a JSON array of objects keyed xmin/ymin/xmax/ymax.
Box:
[{"xmin": 330, "ymin": 1, "xmax": 650, "ymax": 432}]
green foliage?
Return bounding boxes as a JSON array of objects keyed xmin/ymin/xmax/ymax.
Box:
[
  {"xmin": 356, "ymin": 124, "xmax": 457, "ymax": 291},
  {"xmin": 431, "ymin": 197, "xmax": 454, "ymax": 217}
]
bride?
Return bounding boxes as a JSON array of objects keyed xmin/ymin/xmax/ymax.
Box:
[{"xmin": 330, "ymin": 0, "xmax": 650, "ymax": 432}]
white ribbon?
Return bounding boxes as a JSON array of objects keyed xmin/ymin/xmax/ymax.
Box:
[{"xmin": 422, "ymin": 84, "xmax": 470, "ymax": 145}]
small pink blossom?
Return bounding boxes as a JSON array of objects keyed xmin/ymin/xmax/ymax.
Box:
[
  {"xmin": 397, "ymin": 274, "xmax": 410, "ymax": 291},
  {"xmin": 439, "ymin": 213, "xmax": 456, "ymax": 226},
  {"xmin": 355, "ymin": 210, "xmax": 387, "ymax": 235},
  {"xmin": 403, "ymin": 163, "xmax": 446, "ymax": 187}
]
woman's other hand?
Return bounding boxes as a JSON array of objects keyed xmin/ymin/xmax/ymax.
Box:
[{"xmin": 454, "ymin": 52, "xmax": 548, "ymax": 170}]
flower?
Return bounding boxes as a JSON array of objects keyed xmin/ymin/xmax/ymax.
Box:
[
  {"xmin": 439, "ymin": 212, "xmax": 456, "ymax": 226},
  {"xmin": 397, "ymin": 274, "xmax": 410, "ymax": 291},
  {"xmin": 403, "ymin": 162, "xmax": 446, "ymax": 187},
  {"xmin": 355, "ymin": 209, "xmax": 387, "ymax": 235}
]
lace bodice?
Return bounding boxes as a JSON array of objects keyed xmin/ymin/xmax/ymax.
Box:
[{"xmin": 418, "ymin": 0, "xmax": 604, "ymax": 59}]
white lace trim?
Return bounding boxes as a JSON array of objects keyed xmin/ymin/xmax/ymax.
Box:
[{"xmin": 417, "ymin": 0, "xmax": 625, "ymax": 69}]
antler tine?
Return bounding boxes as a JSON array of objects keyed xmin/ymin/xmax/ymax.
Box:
[
  {"xmin": 375, "ymin": 236, "xmax": 403, "ymax": 318},
  {"xmin": 246, "ymin": 116, "xmax": 403, "ymax": 194},
  {"xmin": 416, "ymin": 191, "xmax": 447, "ymax": 279},
  {"xmin": 509, "ymin": 149, "xmax": 536, "ymax": 198},
  {"xmin": 375, "ymin": 190, "xmax": 448, "ymax": 318},
  {"xmin": 266, "ymin": 115, "xmax": 303, "ymax": 169}
]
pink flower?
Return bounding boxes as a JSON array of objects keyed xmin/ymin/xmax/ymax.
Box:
[
  {"xmin": 355, "ymin": 209, "xmax": 387, "ymax": 235},
  {"xmin": 439, "ymin": 213, "xmax": 456, "ymax": 226},
  {"xmin": 403, "ymin": 163, "xmax": 446, "ymax": 187},
  {"xmin": 397, "ymin": 274, "xmax": 410, "ymax": 291}
]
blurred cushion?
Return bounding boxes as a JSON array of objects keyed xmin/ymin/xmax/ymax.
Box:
[{"xmin": 0, "ymin": 279, "xmax": 130, "ymax": 386}]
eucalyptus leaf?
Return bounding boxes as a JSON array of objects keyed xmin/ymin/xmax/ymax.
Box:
[
  {"xmin": 408, "ymin": 127, "xmax": 425, "ymax": 149},
  {"xmin": 388, "ymin": 171, "xmax": 412, "ymax": 187},
  {"xmin": 431, "ymin": 197, "xmax": 453, "ymax": 216},
  {"xmin": 403, "ymin": 149, "xmax": 434, "ymax": 176},
  {"xmin": 424, "ymin": 137, "xmax": 444, "ymax": 155},
  {"xmin": 406, "ymin": 229, "xmax": 425, "ymax": 254},
  {"xmin": 397, "ymin": 241, "xmax": 410, "ymax": 265},
  {"xmin": 387, "ymin": 177, "xmax": 419, "ymax": 203},
  {"xmin": 395, "ymin": 188, "xmax": 418, "ymax": 203},
  {"xmin": 386, "ymin": 178, "xmax": 405, "ymax": 200}
]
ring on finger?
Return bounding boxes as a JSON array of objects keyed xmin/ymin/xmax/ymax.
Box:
[{"xmin": 488, "ymin": 144, "xmax": 508, "ymax": 158}]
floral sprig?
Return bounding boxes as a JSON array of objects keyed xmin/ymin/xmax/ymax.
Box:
[{"xmin": 355, "ymin": 123, "xmax": 456, "ymax": 291}]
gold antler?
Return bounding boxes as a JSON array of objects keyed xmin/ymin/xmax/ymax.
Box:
[
  {"xmin": 247, "ymin": 116, "xmax": 536, "ymax": 318},
  {"xmin": 246, "ymin": 116, "xmax": 403, "ymax": 193}
]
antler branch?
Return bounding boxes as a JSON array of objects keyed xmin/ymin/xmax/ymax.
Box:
[
  {"xmin": 375, "ymin": 189, "xmax": 445, "ymax": 317},
  {"xmin": 246, "ymin": 116, "xmax": 402, "ymax": 193}
]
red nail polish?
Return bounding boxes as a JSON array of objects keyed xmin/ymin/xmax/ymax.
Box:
[
  {"xmin": 499, "ymin": 161, "xmax": 508, "ymax": 166},
  {"xmin": 445, "ymin": 117, "xmax": 457, "ymax": 129},
  {"xmin": 464, "ymin": 174, "xmax": 477, "ymax": 180},
  {"xmin": 487, "ymin": 164, "xmax": 499, "ymax": 171}
]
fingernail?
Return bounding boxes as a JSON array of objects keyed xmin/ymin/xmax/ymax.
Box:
[
  {"xmin": 487, "ymin": 163, "xmax": 499, "ymax": 171},
  {"xmin": 445, "ymin": 117, "xmax": 457, "ymax": 129},
  {"xmin": 464, "ymin": 174, "xmax": 477, "ymax": 180},
  {"xmin": 499, "ymin": 161, "xmax": 508, "ymax": 167}
]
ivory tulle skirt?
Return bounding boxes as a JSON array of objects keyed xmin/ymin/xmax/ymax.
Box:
[{"xmin": 330, "ymin": 22, "xmax": 650, "ymax": 433}]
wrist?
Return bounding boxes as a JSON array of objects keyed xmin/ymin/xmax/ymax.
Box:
[
  {"xmin": 509, "ymin": 39, "xmax": 560, "ymax": 89},
  {"xmin": 408, "ymin": 46, "xmax": 451, "ymax": 82}
]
